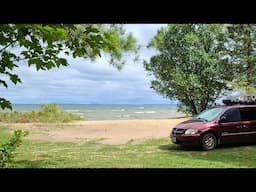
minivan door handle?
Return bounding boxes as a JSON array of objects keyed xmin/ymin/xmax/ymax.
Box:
[
  {"xmin": 242, "ymin": 125, "xmax": 248, "ymax": 128},
  {"xmin": 235, "ymin": 125, "xmax": 242, "ymax": 128}
]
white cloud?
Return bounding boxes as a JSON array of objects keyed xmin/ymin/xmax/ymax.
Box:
[{"xmin": 0, "ymin": 24, "xmax": 172, "ymax": 104}]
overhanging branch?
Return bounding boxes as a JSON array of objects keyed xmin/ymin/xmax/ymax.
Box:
[{"xmin": 0, "ymin": 40, "xmax": 18, "ymax": 53}]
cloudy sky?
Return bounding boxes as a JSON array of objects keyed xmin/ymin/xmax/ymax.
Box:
[{"xmin": 1, "ymin": 24, "xmax": 177, "ymax": 105}]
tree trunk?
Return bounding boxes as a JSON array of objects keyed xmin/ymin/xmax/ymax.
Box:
[{"xmin": 189, "ymin": 99, "xmax": 198, "ymax": 115}]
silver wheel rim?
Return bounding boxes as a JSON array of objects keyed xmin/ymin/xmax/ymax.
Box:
[{"xmin": 204, "ymin": 135, "xmax": 215, "ymax": 149}]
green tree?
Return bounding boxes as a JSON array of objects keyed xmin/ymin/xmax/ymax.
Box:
[
  {"xmin": 0, "ymin": 24, "xmax": 139, "ymax": 110},
  {"xmin": 226, "ymin": 24, "xmax": 256, "ymax": 94},
  {"xmin": 144, "ymin": 24, "xmax": 232, "ymax": 115}
]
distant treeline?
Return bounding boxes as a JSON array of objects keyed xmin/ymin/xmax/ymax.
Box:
[{"xmin": 0, "ymin": 104, "xmax": 82, "ymax": 123}]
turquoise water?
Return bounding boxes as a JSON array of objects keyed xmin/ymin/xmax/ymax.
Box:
[{"xmin": 6, "ymin": 104, "xmax": 185, "ymax": 121}]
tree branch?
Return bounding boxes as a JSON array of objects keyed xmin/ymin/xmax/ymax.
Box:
[{"xmin": 0, "ymin": 40, "xmax": 18, "ymax": 53}]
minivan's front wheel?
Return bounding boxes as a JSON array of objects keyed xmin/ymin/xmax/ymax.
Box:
[{"xmin": 201, "ymin": 133, "xmax": 217, "ymax": 150}]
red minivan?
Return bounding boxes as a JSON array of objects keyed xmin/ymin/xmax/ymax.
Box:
[{"xmin": 170, "ymin": 105, "xmax": 256, "ymax": 150}]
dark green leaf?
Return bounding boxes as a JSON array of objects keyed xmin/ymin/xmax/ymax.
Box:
[
  {"xmin": 9, "ymin": 74, "xmax": 21, "ymax": 84},
  {"xmin": 0, "ymin": 98, "xmax": 12, "ymax": 110},
  {"xmin": 0, "ymin": 80, "xmax": 8, "ymax": 88}
]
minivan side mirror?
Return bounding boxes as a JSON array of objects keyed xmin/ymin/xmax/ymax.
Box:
[{"xmin": 219, "ymin": 116, "xmax": 226, "ymax": 123}]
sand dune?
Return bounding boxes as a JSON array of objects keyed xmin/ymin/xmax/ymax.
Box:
[{"xmin": 4, "ymin": 118, "xmax": 190, "ymax": 145}]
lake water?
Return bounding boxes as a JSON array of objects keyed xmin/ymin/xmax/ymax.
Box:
[{"xmin": 6, "ymin": 104, "xmax": 186, "ymax": 121}]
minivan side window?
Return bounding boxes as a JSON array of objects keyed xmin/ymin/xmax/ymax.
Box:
[
  {"xmin": 221, "ymin": 108, "xmax": 241, "ymax": 123},
  {"xmin": 240, "ymin": 108, "xmax": 256, "ymax": 121}
]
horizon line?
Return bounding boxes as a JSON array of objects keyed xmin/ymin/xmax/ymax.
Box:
[{"xmin": 11, "ymin": 103, "xmax": 177, "ymax": 105}]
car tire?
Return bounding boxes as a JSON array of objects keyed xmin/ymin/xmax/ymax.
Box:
[{"xmin": 201, "ymin": 133, "xmax": 217, "ymax": 151}]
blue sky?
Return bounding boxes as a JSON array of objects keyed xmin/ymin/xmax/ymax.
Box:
[{"xmin": 0, "ymin": 24, "xmax": 178, "ymax": 104}]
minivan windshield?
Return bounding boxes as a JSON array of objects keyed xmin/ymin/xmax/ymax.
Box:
[{"xmin": 194, "ymin": 107, "xmax": 224, "ymax": 122}]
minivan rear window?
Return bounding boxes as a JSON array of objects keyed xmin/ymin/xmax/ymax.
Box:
[{"xmin": 240, "ymin": 108, "xmax": 256, "ymax": 121}]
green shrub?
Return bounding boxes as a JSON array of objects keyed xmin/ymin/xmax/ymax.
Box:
[
  {"xmin": 0, "ymin": 104, "xmax": 82, "ymax": 123},
  {"xmin": 0, "ymin": 130, "xmax": 28, "ymax": 168},
  {"xmin": 41, "ymin": 104, "xmax": 59, "ymax": 114}
]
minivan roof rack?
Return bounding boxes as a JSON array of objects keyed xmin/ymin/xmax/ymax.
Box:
[
  {"xmin": 222, "ymin": 100, "xmax": 256, "ymax": 106},
  {"xmin": 222, "ymin": 94, "xmax": 256, "ymax": 105}
]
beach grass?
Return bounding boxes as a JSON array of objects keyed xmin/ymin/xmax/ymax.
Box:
[
  {"xmin": 0, "ymin": 104, "xmax": 82, "ymax": 123},
  {"xmin": 1, "ymin": 127, "xmax": 256, "ymax": 168}
]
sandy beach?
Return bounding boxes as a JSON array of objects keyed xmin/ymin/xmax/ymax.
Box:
[{"xmin": 4, "ymin": 117, "xmax": 190, "ymax": 145}]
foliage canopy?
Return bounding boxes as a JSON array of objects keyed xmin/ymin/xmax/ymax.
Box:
[{"xmin": 0, "ymin": 24, "xmax": 139, "ymax": 110}]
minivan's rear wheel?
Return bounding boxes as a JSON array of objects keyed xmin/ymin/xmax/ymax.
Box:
[{"xmin": 201, "ymin": 133, "xmax": 217, "ymax": 150}]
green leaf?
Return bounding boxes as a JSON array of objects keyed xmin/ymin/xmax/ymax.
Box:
[
  {"xmin": 9, "ymin": 74, "xmax": 21, "ymax": 84},
  {"xmin": 56, "ymin": 28, "xmax": 68, "ymax": 39},
  {"xmin": 0, "ymin": 98, "xmax": 12, "ymax": 110},
  {"xmin": 0, "ymin": 80, "xmax": 8, "ymax": 88},
  {"xmin": 56, "ymin": 58, "xmax": 68, "ymax": 67},
  {"xmin": 43, "ymin": 25, "xmax": 54, "ymax": 32}
]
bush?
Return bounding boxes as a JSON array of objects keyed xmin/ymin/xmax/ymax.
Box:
[
  {"xmin": 0, "ymin": 130, "xmax": 28, "ymax": 168},
  {"xmin": 41, "ymin": 104, "xmax": 59, "ymax": 114},
  {"xmin": 0, "ymin": 104, "xmax": 82, "ymax": 123}
]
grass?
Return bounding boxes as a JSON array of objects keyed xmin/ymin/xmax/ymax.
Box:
[
  {"xmin": 0, "ymin": 104, "xmax": 82, "ymax": 123},
  {"xmin": 0, "ymin": 127, "xmax": 256, "ymax": 168}
]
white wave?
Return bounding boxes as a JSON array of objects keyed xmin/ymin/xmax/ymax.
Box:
[
  {"xmin": 65, "ymin": 109, "xmax": 80, "ymax": 112},
  {"xmin": 135, "ymin": 111, "xmax": 145, "ymax": 114},
  {"xmin": 145, "ymin": 111, "xmax": 156, "ymax": 114},
  {"xmin": 73, "ymin": 112, "xmax": 84, "ymax": 115},
  {"xmin": 111, "ymin": 109, "xmax": 125, "ymax": 112},
  {"xmin": 138, "ymin": 106, "xmax": 145, "ymax": 109}
]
